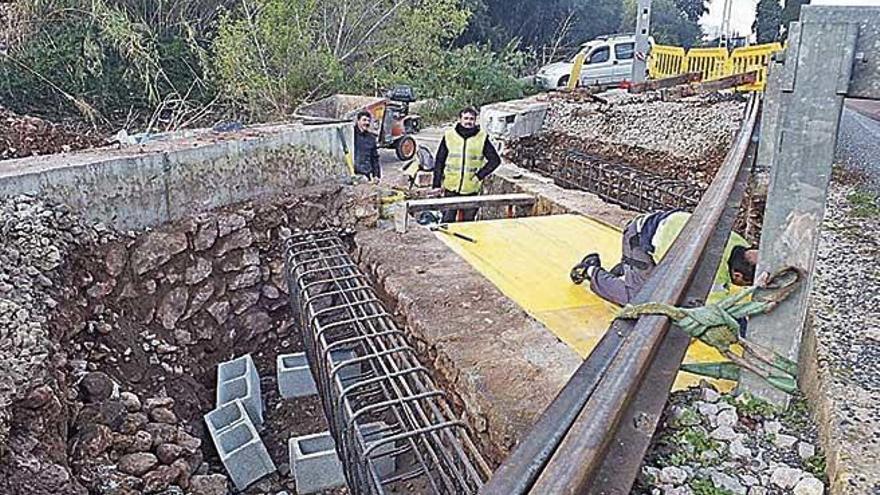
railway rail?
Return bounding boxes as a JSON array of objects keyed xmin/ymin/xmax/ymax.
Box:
[{"xmin": 480, "ymin": 93, "xmax": 761, "ymax": 494}]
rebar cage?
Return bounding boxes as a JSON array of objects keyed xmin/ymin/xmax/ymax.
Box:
[
  {"xmin": 520, "ymin": 147, "xmax": 702, "ymax": 213},
  {"xmin": 284, "ymin": 229, "xmax": 491, "ymax": 495}
]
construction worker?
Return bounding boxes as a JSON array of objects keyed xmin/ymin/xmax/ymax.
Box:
[
  {"xmin": 570, "ymin": 210, "xmax": 758, "ymax": 306},
  {"xmin": 353, "ymin": 111, "xmax": 380, "ymax": 181},
  {"xmin": 432, "ymin": 106, "xmax": 501, "ymax": 222}
]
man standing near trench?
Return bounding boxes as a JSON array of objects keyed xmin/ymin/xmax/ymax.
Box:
[
  {"xmin": 432, "ymin": 107, "xmax": 502, "ymax": 222},
  {"xmin": 570, "ymin": 209, "xmax": 760, "ymax": 306}
]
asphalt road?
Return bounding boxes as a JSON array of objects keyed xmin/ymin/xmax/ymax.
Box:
[{"xmin": 837, "ymin": 105, "xmax": 880, "ymax": 193}]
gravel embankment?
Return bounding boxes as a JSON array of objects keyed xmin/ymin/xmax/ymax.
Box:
[
  {"xmin": 0, "ymin": 195, "xmax": 114, "ymax": 451},
  {"xmin": 545, "ymin": 91, "xmax": 746, "ymax": 163},
  {"xmin": 636, "ymin": 384, "xmax": 826, "ymax": 495},
  {"xmin": 809, "ymin": 173, "xmax": 880, "ymax": 494}
]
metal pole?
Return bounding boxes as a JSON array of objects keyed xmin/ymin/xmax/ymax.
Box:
[
  {"xmin": 632, "ymin": 0, "xmax": 652, "ymax": 84},
  {"xmin": 741, "ymin": 5, "xmax": 880, "ymax": 406}
]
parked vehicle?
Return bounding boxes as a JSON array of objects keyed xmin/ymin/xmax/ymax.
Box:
[{"xmin": 535, "ymin": 34, "xmax": 653, "ymax": 90}]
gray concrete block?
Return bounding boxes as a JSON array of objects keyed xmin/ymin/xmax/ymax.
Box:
[
  {"xmin": 289, "ymin": 431, "xmax": 346, "ymax": 494},
  {"xmin": 328, "ymin": 348, "xmax": 362, "ymax": 385},
  {"xmin": 277, "ymin": 352, "xmax": 317, "ymax": 399},
  {"xmin": 216, "ymin": 354, "xmax": 263, "ymax": 427},
  {"xmin": 204, "ymin": 400, "xmax": 276, "ymax": 491},
  {"xmin": 360, "ymin": 422, "xmax": 397, "ymax": 480}
]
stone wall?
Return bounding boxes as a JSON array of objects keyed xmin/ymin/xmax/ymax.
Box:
[{"xmin": 0, "ymin": 184, "xmax": 381, "ymax": 495}]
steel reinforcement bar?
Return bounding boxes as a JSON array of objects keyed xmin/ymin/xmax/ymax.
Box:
[
  {"xmin": 481, "ymin": 93, "xmax": 761, "ymax": 495},
  {"xmin": 285, "ymin": 231, "xmax": 491, "ymax": 495}
]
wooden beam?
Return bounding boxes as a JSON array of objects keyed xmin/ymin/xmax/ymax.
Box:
[
  {"xmin": 661, "ymin": 71, "xmax": 759, "ymax": 100},
  {"xmin": 395, "ymin": 193, "xmax": 536, "ymax": 233},
  {"xmin": 628, "ymin": 72, "xmax": 702, "ymax": 94}
]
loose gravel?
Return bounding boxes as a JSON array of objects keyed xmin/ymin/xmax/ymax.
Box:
[
  {"xmin": 636, "ymin": 384, "xmax": 826, "ymax": 495},
  {"xmin": 545, "ymin": 91, "xmax": 746, "ymax": 163},
  {"xmin": 808, "ymin": 170, "xmax": 880, "ymax": 494},
  {"xmin": 0, "ymin": 194, "xmax": 115, "ymax": 451}
]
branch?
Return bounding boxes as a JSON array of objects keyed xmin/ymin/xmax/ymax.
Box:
[{"xmin": 338, "ymin": 0, "xmax": 407, "ymax": 63}]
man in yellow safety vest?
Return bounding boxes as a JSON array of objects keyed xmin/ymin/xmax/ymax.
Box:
[{"xmin": 432, "ymin": 107, "xmax": 501, "ymax": 222}]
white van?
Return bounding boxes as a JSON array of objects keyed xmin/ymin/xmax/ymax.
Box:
[{"xmin": 535, "ymin": 34, "xmax": 651, "ymax": 90}]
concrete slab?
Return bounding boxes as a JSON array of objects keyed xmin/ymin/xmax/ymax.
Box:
[{"xmin": 0, "ymin": 121, "xmax": 350, "ymax": 230}]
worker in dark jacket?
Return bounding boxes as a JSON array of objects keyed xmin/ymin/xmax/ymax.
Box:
[
  {"xmin": 432, "ymin": 107, "xmax": 501, "ymax": 222},
  {"xmin": 353, "ymin": 111, "xmax": 380, "ymax": 181}
]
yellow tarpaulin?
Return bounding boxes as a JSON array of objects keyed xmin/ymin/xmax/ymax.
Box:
[{"xmin": 435, "ymin": 214, "xmax": 734, "ymax": 391}]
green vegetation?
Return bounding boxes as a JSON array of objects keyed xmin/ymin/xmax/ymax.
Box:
[
  {"xmin": 2, "ymin": 0, "xmax": 711, "ymax": 129},
  {"xmin": 733, "ymin": 392, "xmax": 779, "ymax": 419},
  {"xmin": 804, "ymin": 454, "xmax": 827, "ymax": 479},
  {"xmin": 754, "ymin": 0, "xmax": 783, "ymax": 43},
  {"xmin": 847, "ymin": 190, "xmax": 880, "ymax": 218},
  {"xmin": 690, "ymin": 477, "xmax": 736, "ymax": 495}
]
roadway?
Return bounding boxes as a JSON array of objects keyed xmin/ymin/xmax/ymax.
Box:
[{"xmin": 838, "ymin": 101, "xmax": 880, "ymax": 193}]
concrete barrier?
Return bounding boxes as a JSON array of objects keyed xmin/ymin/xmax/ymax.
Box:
[
  {"xmin": 277, "ymin": 352, "xmax": 317, "ymax": 399},
  {"xmin": 216, "ymin": 354, "xmax": 263, "ymax": 427},
  {"xmin": 0, "ymin": 121, "xmax": 350, "ymax": 230},
  {"xmin": 205, "ymin": 400, "xmax": 276, "ymax": 490}
]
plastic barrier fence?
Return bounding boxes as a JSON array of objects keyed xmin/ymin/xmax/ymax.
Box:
[
  {"xmin": 648, "ymin": 42, "xmax": 783, "ymax": 92},
  {"xmin": 648, "ymin": 45, "xmax": 686, "ymax": 79}
]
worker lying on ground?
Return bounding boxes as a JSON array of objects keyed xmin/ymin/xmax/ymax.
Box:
[
  {"xmin": 570, "ymin": 210, "xmax": 759, "ymax": 306},
  {"xmin": 432, "ymin": 106, "xmax": 501, "ymax": 222}
]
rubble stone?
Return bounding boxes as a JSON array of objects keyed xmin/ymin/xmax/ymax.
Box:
[{"xmin": 118, "ymin": 453, "xmax": 159, "ymax": 476}]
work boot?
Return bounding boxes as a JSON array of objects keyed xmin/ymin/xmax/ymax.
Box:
[{"xmin": 570, "ymin": 253, "xmax": 601, "ymax": 285}]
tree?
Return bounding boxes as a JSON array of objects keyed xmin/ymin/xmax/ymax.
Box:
[
  {"xmin": 781, "ymin": 0, "xmax": 810, "ymax": 38},
  {"xmin": 753, "ymin": 0, "xmax": 782, "ymax": 43},
  {"xmin": 674, "ymin": 0, "xmax": 709, "ymax": 23},
  {"xmin": 458, "ymin": 0, "xmax": 624, "ymax": 51}
]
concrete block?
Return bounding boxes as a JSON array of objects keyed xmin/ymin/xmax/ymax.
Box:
[
  {"xmin": 277, "ymin": 352, "xmax": 317, "ymax": 399},
  {"xmin": 216, "ymin": 354, "xmax": 263, "ymax": 427},
  {"xmin": 479, "ymin": 100, "xmax": 549, "ymax": 142},
  {"xmin": 289, "ymin": 431, "xmax": 346, "ymax": 494},
  {"xmin": 204, "ymin": 400, "xmax": 276, "ymax": 491},
  {"xmin": 328, "ymin": 349, "xmax": 362, "ymax": 385},
  {"xmin": 360, "ymin": 422, "xmax": 397, "ymax": 480}
]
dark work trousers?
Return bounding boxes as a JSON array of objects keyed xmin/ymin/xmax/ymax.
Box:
[
  {"xmin": 440, "ymin": 190, "xmax": 479, "ymax": 223},
  {"xmin": 589, "ymin": 220, "xmax": 656, "ymax": 305}
]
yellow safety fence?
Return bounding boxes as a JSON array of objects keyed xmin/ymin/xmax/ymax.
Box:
[{"xmin": 648, "ymin": 42, "xmax": 783, "ymax": 92}]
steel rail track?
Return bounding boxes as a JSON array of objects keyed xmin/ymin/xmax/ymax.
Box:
[{"xmin": 481, "ymin": 93, "xmax": 761, "ymax": 495}]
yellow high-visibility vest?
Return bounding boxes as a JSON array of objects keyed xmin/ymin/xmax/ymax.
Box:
[{"xmin": 443, "ymin": 128, "xmax": 487, "ymax": 195}]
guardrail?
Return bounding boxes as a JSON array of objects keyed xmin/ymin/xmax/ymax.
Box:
[
  {"xmin": 480, "ymin": 93, "xmax": 761, "ymax": 494},
  {"xmin": 648, "ymin": 43, "xmax": 783, "ymax": 91}
]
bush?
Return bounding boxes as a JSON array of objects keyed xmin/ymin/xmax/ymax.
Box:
[
  {"xmin": 1, "ymin": 0, "xmax": 219, "ymax": 127},
  {"xmin": 410, "ymin": 43, "xmax": 531, "ymax": 123}
]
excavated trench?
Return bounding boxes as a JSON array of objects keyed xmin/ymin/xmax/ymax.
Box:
[{"xmin": 0, "ymin": 184, "xmax": 391, "ymax": 495}]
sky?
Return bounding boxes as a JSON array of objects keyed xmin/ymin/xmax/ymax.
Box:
[{"xmin": 699, "ymin": 0, "xmax": 880, "ymax": 39}]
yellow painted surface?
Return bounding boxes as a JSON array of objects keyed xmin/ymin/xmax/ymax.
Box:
[{"xmin": 435, "ymin": 214, "xmax": 734, "ymax": 391}]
